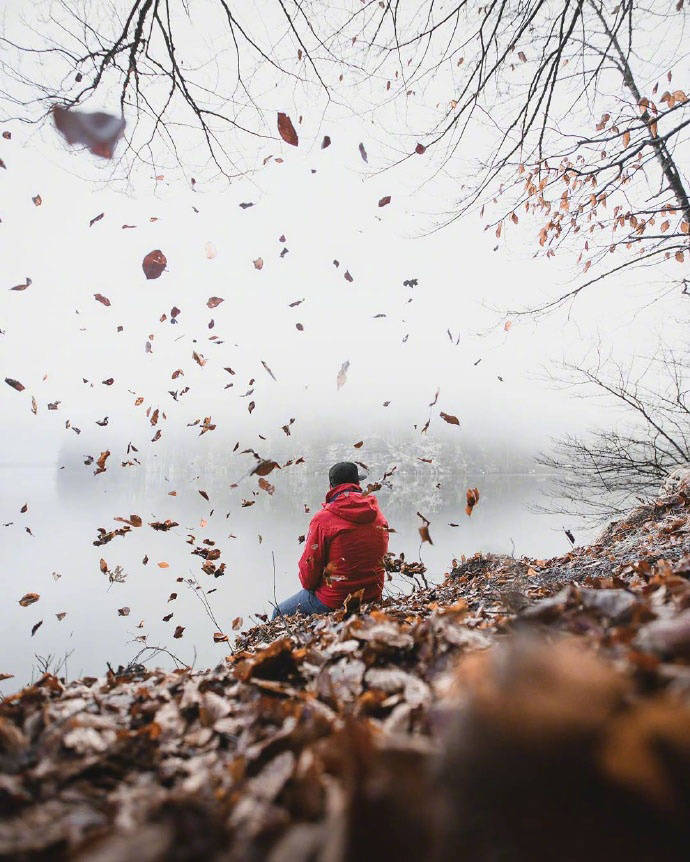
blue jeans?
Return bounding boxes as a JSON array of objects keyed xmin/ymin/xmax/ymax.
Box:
[{"xmin": 272, "ymin": 588, "xmax": 332, "ymax": 620}]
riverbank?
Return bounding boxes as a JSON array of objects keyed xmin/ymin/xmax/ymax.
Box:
[{"xmin": 1, "ymin": 475, "xmax": 689, "ymax": 859}]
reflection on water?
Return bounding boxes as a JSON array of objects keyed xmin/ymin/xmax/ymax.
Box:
[{"xmin": 0, "ymin": 440, "xmax": 587, "ymax": 686}]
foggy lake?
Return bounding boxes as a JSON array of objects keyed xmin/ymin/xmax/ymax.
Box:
[{"xmin": 1, "ymin": 433, "xmax": 588, "ymax": 686}]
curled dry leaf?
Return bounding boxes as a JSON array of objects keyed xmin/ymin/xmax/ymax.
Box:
[
  {"xmin": 253, "ymin": 257, "xmax": 264, "ymax": 270},
  {"xmin": 378, "ymin": 195, "xmax": 391, "ymax": 207},
  {"xmin": 465, "ymin": 487, "xmax": 480, "ymax": 516},
  {"xmin": 5, "ymin": 378, "xmax": 25, "ymax": 392},
  {"xmin": 53, "ymin": 106, "xmax": 125, "ymax": 159},
  {"xmin": 358, "ymin": 142, "xmax": 368, "ymax": 162},
  {"xmin": 321, "ymin": 135, "xmax": 331, "ymax": 148},
  {"xmin": 117, "ymin": 607, "xmax": 130, "ymax": 616},
  {"xmin": 10, "ymin": 277, "xmax": 32, "ymax": 291},
  {"xmin": 142, "ymin": 250, "xmax": 167, "ymax": 280},
  {"xmin": 258, "ymin": 477, "xmax": 275, "ymax": 495},
  {"xmin": 415, "ymin": 143, "xmax": 426, "ymax": 154},
  {"xmin": 213, "ymin": 632, "xmax": 229, "ymax": 643},
  {"xmin": 232, "ymin": 616, "xmax": 243, "ymax": 631},
  {"xmin": 277, "ymin": 112, "xmax": 298, "ymax": 146},
  {"xmin": 173, "ymin": 625, "xmax": 185, "ymax": 639},
  {"xmin": 32, "ymin": 195, "xmax": 42, "ymax": 206},
  {"xmin": 31, "ymin": 620, "xmax": 42, "ymax": 637},
  {"xmin": 440, "ymin": 411, "xmax": 460, "ymax": 426},
  {"xmin": 19, "ymin": 593, "xmax": 40, "ymax": 607},
  {"xmin": 207, "ymin": 296, "xmax": 224, "ymax": 308}
]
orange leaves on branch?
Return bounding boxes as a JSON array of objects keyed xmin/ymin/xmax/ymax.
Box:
[
  {"xmin": 142, "ymin": 250, "xmax": 166, "ymax": 279},
  {"xmin": 465, "ymin": 487, "xmax": 480, "ymax": 516},
  {"xmin": 277, "ymin": 112, "xmax": 298, "ymax": 146}
]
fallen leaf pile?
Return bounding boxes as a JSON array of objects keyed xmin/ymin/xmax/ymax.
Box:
[{"xmin": 1, "ymin": 478, "xmax": 689, "ymax": 858}]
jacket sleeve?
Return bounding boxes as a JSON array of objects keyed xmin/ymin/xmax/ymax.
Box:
[{"xmin": 298, "ymin": 515, "xmax": 328, "ymax": 590}]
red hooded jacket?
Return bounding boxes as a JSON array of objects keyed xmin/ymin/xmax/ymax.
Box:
[{"xmin": 298, "ymin": 483, "xmax": 389, "ymax": 609}]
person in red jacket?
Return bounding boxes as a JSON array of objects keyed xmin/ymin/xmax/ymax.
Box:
[{"xmin": 272, "ymin": 461, "xmax": 389, "ymax": 618}]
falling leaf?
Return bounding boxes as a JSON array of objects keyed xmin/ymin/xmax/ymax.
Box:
[
  {"xmin": 31, "ymin": 620, "xmax": 43, "ymax": 637},
  {"xmin": 504, "ymin": 320, "xmax": 512, "ymax": 332},
  {"xmin": 518, "ymin": 50, "xmax": 527, "ymax": 62},
  {"xmin": 207, "ymin": 296, "xmax": 224, "ymax": 308},
  {"xmin": 378, "ymin": 195, "xmax": 391, "ymax": 207},
  {"xmin": 296, "ymin": 323, "xmax": 304, "ymax": 331},
  {"xmin": 118, "ymin": 607, "xmax": 130, "ymax": 616},
  {"xmin": 89, "ymin": 212, "xmax": 104, "ymax": 227},
  {"xmin": 277, "ymin": 112, "xmax": 298, "ymax": 146},
  {"xmin": 0, "ymin": 673, "xmax": 14, "ymax": 682},
  {"xmin": 56, "ymin": 612, "xmax": 66, "ymax": 621},
  {"xmin": 321, "ymin": 136, "xmax": 331, "ymax": 148},
  {"xmin": 440, "ymin": 411, "xmax": 460, "ymax": 426},
  {"xmin": 19, "ymin": 592, "xmax": 40, "ymax": 607},
  {"xmin": 415, "ymin": 143, "xmax": 426, "ymax": 154},
  {"xmin": 32, "ymin": 194, "xmax": 42, "ymax": 206},
  {"xmin": 158, "ymin": 562, "xmax": 170, "ymax": 568},
  {"xmin": 358, "ymin": 142, "xmax": 368, "ymax": 162},
  {"xmin": 261, "ymin": 360, "xmax": 277, "ymax": 381},
  {"xmin": 214, "ymin": 632, "xmax": 229, "ymax": 643},
  {"xmin": 337, "ymin": 360, "xmax": 350, "ymax": 390},
  {"xmin": 205, "ymin": 241, "xmax": 217, "ymax": 259},
  {"xmin": 173, "ymin": 625, "xmax": 185, "ymax": 639},
  {"xmin": 258, "ymin": 477, "xmax": 275, "ymax": 495},
  {"xmin": 142, "ymin": 249, "xmax": 167, "ymax": 279},
  {"xmin": 344, "ymin": 270, "xmax": 353, "ymax": 282},
  {"xmin": 465, "ymin": 487, "xmax": 480, "ymax": 516},
  {"xmin": 232, "ymin": 616, "xmax": 243, "ymax": 631},
  {"xmin": 53, "ymin": 106, "xmax": 125, "ymax": 159},
  {"xmin": 10, "ymin": 277, "xmax": 32, "ymax": 291},
  {"xmin": 253, "ymin": 257, "xmax": 264, "ymax": 270},
  {"xmin": 94, "ymin": 293, "xmax": 111, "ymax": 306},
  {"xmin": 5, "ymin": 378, "xmax": 25, "ymax": 392}
]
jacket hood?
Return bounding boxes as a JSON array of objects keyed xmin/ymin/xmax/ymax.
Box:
[{"xmin": 324, "ymin": 483, "xmax": 379, "ymax": 524}]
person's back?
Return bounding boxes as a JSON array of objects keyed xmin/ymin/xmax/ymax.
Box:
[
  {"xmin": 299, "ymin": 481, "xmax": 388, "ymax": 607},
  {"xmin": 272, "ymin": 462, "xmax": 389, "ymax": 618}
]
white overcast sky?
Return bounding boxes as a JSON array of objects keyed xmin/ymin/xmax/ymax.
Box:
[{"xmin": 1, "ymin": 0, "xmax": 686, "ymax": 467}]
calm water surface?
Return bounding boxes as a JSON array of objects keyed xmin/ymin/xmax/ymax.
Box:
[{"xmin": 0, "ymin": 459, "xmax": 586, "ymax": 687}]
